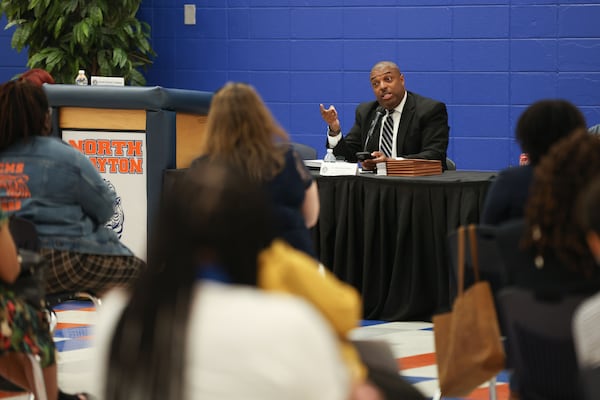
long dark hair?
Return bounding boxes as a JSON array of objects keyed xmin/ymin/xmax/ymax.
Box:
[
  {"xmin": 523, "ymin": 130, "xmax": 600, "ymax": 277},
  {"xmin": 105, "ymin": 159, "xmax": 275, "ymax": 400},
  {"xmin": 0, "ymin": 80, "xmax": 50, "ymax": 151}
]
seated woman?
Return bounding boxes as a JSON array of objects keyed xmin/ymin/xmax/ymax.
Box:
[
  {"xmin": 195, "ymin": 82, "xmax": 319, "ymax": 258},
  {"xmin": 0, "ymin": 80, "xmax": 144, "ymax": 295},
  {"xmin": 0, "ymin": 209, "xmax": 89, "ymax": 400},
  {"xmin": 93, "ymin": 161, "xmax": 350, "ymax": 400},
  {"xmin": 481, "ymin": 99, "xmax": 587, "ymax": 225},
  {"xmin": 495, "ymin": 131, "xmax": 600, "ymax": 400},
  {"xmin": 497, "ymin": 130, "xmax": 600, "ymax": 292}
]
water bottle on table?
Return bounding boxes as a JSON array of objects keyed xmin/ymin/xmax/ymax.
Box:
[
  {"xmin": 324, "ymin": 148, "xmax": 336, "ymax": 163},
  {"xmin": 75, "ymin": 70, "xmax": 88, "ymax": 86}
]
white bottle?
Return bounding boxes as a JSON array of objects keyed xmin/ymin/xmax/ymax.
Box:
[
  {"xmin": 324, "ymin": 148, "xmax": 336, "ymax": 163},
  {"xmin": 75, "ymin": 70, "xmax": 88, "ymax": 86}
]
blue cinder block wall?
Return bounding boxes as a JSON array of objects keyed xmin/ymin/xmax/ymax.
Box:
[{"xmin": 2, "ymin": 2, "xmax": 600, "ymax": 171}]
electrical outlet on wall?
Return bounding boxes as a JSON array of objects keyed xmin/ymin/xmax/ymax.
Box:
[{"xmin": 184, "ymin": 4, "xmax": 196, "ymax": 25}]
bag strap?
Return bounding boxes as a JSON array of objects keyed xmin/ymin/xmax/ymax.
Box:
[
  {"xmin": 457, "ymin": 225, "xmax": 466, "ymax": 296},
  {"xmin": 467, "ymin": 224, "xmax": 481, "ymax": 282}
]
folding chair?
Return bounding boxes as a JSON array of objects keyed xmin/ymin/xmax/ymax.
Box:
[
  {"xmin": 447, "ymin": 224, "xmax": 506, "ymax": 303},
  {"xmin": 8, "ymin": 217, "xmax": 101, "ymax": 329},
  {"xmin": 498, "ymin": 287, "xmax": 587, "ymax": 400},
  {"xmin": 291, "ymin": 142, "xmax": 317, "ymax": 160}
]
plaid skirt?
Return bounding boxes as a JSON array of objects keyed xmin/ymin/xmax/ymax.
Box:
[
  {"xmin": 40, "ymin": 248, "xmax": 145, "ymax": 296},
  {"xmin": 0, "ymin": 286, "xmax": 55, "ymax": 367}
]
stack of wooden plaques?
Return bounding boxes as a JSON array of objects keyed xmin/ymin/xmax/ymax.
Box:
[{"xmin": 377, "ymin": 159, "xmax": 442, "ymax": 176}]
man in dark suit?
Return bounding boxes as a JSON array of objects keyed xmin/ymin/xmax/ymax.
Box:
[{"xmin": 320, "ymin": 61, "xmax": 449, "ymax": 170}]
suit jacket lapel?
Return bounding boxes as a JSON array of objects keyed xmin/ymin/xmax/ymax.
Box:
[{"xmin": 396, "ymin": 93, "xmax": 415, "ymax": 156}]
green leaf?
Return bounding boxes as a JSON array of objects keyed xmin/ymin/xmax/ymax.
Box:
[
  {"xmin": 88, "ymin": 6, "xmax": 103, "ymax": 25},
  {"xmin": 81, "ymin": 20, "xmax": 90, "ymax": 38},
  {"xmin": 66, "ymin": 0, "xmax": 78, "ymax": 13},
  {"xmin": 45, "ymin": 49, "xmax": 63, "ymax": 66},
  {"xmin": 112, "ymin": 47, "xmax": 127, "ymax": 68},
  {"xmin": 128, "ymin": 68, "xmax": 145, "ymax": 86},
  {"xmin": 54, "ymin": 17, "xmax": 65, "ymax": 39},
  {"xmin": 11, "ymin": 25, "xmax": 31, "ymax": 51},
  {"xmin": 28, "ymin": 0, "xmax": 40, "ymax": 11},
  {"xmin": 4, "ymin": 19, "xmax": 25, "ymax": 30}
]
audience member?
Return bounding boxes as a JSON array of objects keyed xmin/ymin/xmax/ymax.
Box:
[
  {"xmin": 495, "ymin": 131, "xmax": 600, "ymax": 400},
  {"xmin": 496, "ymin": 130, "xmax": 600, "ymax": 293},
  {"xmin": 95, "ymin": 161, "xmax": 350, "ymax": 400},
  {"xmin": 517, "ymin": 123, "xmax": 600, "ymax": 166},
  {"xmin": 18, "ymin": 69, "xmax": 55, "ymax": 86},
  {"xmin": 0, "ymin": 209, "xmax": 89, "ymax": 400},
  {"xmin": 197, "ymin": 82, "xmax": 319, "ymax": 258},
  {"xmin": 573, "ymin": 177, "xmax": 600, "ymax": 369},
  {"xmin": 481, "ymin": 99, "xmax": 587, "ymax": 225},
  {"xmin": 0, "ymin": 80, "xmax": 144, "ymax": 295},
  {"xmin": 319, "ymin": 60, "xmax": 449, "ymax": 170},
  {"xmin": 258, "ymin": 239, "xmax": 426, "ymax": 399}
]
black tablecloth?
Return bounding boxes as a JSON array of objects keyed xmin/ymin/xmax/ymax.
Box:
[{"xmin": 313, "ymin": 171, "xmax": 496, "ymax": 321}]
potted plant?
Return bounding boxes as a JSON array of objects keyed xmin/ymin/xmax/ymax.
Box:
[{"xmin": 0, "ymin": 0, "xmax": 156, "ymax": 85}]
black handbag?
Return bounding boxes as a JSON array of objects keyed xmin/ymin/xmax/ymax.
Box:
[{"xmin": 7, "ymin": 249, "xmax": 47, "ymax": 309}]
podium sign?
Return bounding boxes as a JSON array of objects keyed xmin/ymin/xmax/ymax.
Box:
[
  {"xmin": 62, "ymin": 129, "xmax": 147, "ymax": 260},
  {"xmin": 319, "ymin": 161, "xmax": 358, "ymax": 176}
]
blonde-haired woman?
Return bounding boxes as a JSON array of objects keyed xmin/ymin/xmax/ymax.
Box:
[{"xmin": 198, "ymin": 82, "xmax": 319, "ymax": 257}]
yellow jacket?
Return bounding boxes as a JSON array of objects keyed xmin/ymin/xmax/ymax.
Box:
[{"xmin": 258, "ymin": 240, "xmax": 366, "ymax": 382}]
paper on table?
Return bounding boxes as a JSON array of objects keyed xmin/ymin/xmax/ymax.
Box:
[
  {"xmin": 319, "ymin": 161, "xmax": 358, "ymax": 176},
  {"xmin": 303, "ymin": 159, "xmax": 323, "ymax": 169}
]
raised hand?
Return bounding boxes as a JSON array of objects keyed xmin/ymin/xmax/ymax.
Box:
[{"xmin": 319, "ymin": 103, "xmax": 341, "ymax": 133}]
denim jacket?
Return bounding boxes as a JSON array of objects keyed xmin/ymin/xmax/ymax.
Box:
[{"xmin": 0, "ymin": 136, "xmax": 132, "ymax": 256}]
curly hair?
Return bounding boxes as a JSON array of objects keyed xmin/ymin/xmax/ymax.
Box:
[
  {"xmin": 516, "ymin": 99, "xmax": 586, "ymax": 165},
  {"xmin": 523, "ymin": 130, "xmax": 600, "ymax": 277}
]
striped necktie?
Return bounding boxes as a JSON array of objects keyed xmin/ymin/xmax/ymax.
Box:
[{"xmin": 381, "ymin": 109, "xmax": 394, "ymax": 158}]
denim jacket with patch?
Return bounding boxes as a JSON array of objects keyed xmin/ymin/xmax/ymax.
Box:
[{"xmin": 0, "ymin": 136, "xmax": 132, "ymax": 256}]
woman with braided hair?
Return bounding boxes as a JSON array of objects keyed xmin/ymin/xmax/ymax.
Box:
[
  {"xmin": 497, "ymin": 130, "xmax": 600, "ymax": 292},
  {"xmin": 495, "ymin": 130, "xmax": 600, "ymax": 400},
  {"xmin": 522, "ymin": 130, "xmax": 600, "ymax": 281}
]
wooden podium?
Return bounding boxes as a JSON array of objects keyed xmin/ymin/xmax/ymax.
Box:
[{"xmin": 43, "ymin": 84, "xmax": 212, "ymax": 259}]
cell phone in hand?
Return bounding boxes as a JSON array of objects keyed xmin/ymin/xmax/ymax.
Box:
[{"xmin": 355, "ymin": 151, "xmax": 375, "ymax": 161}]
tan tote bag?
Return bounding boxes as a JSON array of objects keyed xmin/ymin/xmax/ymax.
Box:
[{"xmin": 433, "ymin": 224, "xmax": 505, "ymax": 397}]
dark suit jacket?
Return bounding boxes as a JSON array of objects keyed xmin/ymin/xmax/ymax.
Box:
[
  {"xmin": 480, "ymin": 165, "xmax": 534, "ymax": 225},
  {"xmin": 329, "ymin": 91, "xmax": 449, "ymax": 169}
]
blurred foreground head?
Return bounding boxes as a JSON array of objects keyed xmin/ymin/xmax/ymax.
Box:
[
  {"xmin": 150, "ymin": 157, "xmax": 275, "ymax": 283},
  {"xmin": 106, "ymin": 159, "xmax": 275, "ymax": 400}
]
